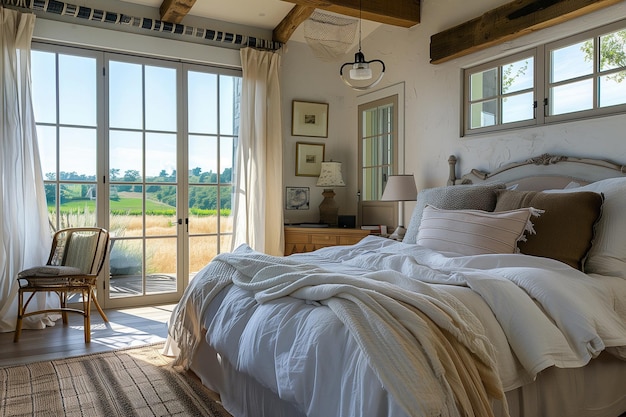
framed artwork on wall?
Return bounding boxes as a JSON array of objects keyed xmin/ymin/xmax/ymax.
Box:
[
  {"xmin": 285, "ymin": 187, "xmax": 310, "ymax": 210},
  {"xmin": 295, "ymin": 142, "xmax": 325, "ymax": 176},
  {"xmin": 292, "ymin": 100, "xmax": 329, "ymax": 138}
]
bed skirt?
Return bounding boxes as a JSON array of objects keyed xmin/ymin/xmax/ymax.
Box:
[{"xmin": 190, "ymin": 340, "xmax": 626, "ymax": 417}]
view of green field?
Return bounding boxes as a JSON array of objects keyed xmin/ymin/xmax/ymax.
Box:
[{"xmin": 49, "ymin": 189, "xmax": 233, "ymax": 278}]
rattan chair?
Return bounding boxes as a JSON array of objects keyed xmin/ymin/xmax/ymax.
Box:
[{"xmin": 14, "ymin": 227, "xmax": 110, "ymax": 343}]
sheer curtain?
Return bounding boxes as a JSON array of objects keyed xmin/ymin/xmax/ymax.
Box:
[
  {"xmin": 232, "ymin": 47, "xmax": 284, "ymax": 255},
  {"xmin": 0, "ymin": 7, "xmax": 55, "ymax": 332}
]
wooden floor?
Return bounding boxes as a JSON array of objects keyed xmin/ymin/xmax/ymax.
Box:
[{"xmin": 0, "ymin": 304, "xmax": 175, "ymax": 367}]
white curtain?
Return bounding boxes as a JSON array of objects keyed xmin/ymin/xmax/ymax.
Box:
[
  {"xmin": 232, "ymin": 47, "xmax": 284, "ymax": 256},
  {"xmin": 0, "ymin": 7, "xmax": 55, "ymax": 332}
]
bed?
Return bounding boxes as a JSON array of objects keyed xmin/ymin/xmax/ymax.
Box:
[{"xmin": 166, "ymin": 153, "xmax": 626, "ymax": 417}]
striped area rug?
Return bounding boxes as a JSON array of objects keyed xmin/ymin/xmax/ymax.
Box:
[{"xmin": 0, "ymin": 343, "xmax": 231, "ymax": 417}]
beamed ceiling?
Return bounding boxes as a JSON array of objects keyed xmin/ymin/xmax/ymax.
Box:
[
  {"xmin": 157, "ymin": 0, "xmax": 420, "ymax": 43},
  {"xmin": 156, "ymin": 0, "xmax": 624, "ymax": 62}
]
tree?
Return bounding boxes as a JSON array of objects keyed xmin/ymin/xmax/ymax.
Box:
[
  {"xmin": 123, "ymin": 169, "xmax": 140, "ymax": 182},
  {"xmin": 220, "ymin": 167, "xmax": 233, "ymax": 183},
  {"xmin": 581, "ymin": 30, "xmax": 626, "ymax": 83},
  {"xmin": 110, "ymin": 168, "xmax": 120, "ymax": 181},
  {"xmin": 119, "ymin": 169, "xmax": 141, "ymax": 192},
  {"xmin": 502, "ymin": 60, "xmax": 530, "ymax": 94}
]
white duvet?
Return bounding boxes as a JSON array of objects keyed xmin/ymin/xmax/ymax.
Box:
[{"xmin": 168, "ymin": 236, "xmax": 626, "ymax": 417}]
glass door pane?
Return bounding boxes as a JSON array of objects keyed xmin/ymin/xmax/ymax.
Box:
[
  {"xmin": 186, "ymin": 70, "xmax": 239, "ymax": 279},
  {"xmin": 32, "ymin": 46, "xmax": 102, "ymax": 309},
  {"xmin": 361, "ymin": 103, "xmax": 394, "ymax": 201},
  {"xmin": 357, "ymin": 93, "xmax": 399, "ymax": 228},
  {"xmin": 33, "ymin": 49, "xmax": 99, "ymax": 231},
  {"xmin": 107, "ymin": 56, "xmax": 181, "ymax": 303}
]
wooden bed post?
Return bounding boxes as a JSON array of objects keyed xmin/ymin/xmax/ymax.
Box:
[{"xmin": 447, "ymin": 155, "xmax": 457, "ymax": 185}]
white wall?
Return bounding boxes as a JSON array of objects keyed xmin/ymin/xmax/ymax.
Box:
[
  {"xmin": 280, "ymin": 0, "xmax": 626, "ymax": 226},
  {"xmin": 280, "ymin": 41, "xmax": 362, "ymax": 224}
]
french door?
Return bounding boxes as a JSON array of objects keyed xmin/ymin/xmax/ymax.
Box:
[
  {"xmin": 32, "ymin": 43, "xmax": 240, "ymax": 309},
  {"xmin": 358, "ymin": 94, "xmax": 399, "ymax": 227},
  {"xmin": 105, "ymin": 55, "xmax": 184, "ymax": 307}
]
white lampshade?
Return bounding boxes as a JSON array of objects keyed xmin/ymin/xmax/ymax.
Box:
[
  {"xmin": 350, "ymin": 64, "xmax": 372, "ymax": 80},
  {"xmin": 317, "ymin": 162, "xmax": 346, "ymax": 187},
  {"xmin": 380, "ymin": 175, "xmax": 417, "ymax": 201}
]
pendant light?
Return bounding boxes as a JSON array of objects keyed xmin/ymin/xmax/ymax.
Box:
[{"xmin": 339, "ymin": 0, "xmax": 385, "ymax": 91}]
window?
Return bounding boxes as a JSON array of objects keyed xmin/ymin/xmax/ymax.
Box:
[
  {"xmin": 463, "ymin": 19, "xmax": 626, "ymax": 135},
  {"xmin": 31, "ymin": 42, "xmax": 241, "ymax": 309},
  {"xmin": 547, "ymin": 24, "xmax": 626, "ymax": 121},
  {"xmin": 466, "ymin": 52, "xmax": 536, "ymax": 132}
]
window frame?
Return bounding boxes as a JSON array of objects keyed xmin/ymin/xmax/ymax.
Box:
[
  {"xmin": 356, "ymin": 83, "xmax": 405, "ymax": 228},
  {"xmin": 544, "ymin": 19, "xmax": 626, "ymax": 124},
  {"xmin": 463, "ymin": 50, "xmax": 539, "ymax": 135},
  {"xmin": 462, "ymin": 18, "xmax": 626, "ymax": 136}
]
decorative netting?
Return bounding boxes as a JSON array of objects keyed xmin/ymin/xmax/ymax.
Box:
[{"xmin": 304, "ymin": 11, "xmax": 357, "ymax": 61}]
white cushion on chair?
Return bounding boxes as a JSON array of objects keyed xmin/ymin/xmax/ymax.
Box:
[
  {"xmin": 18, "ymin": 265, "xmax": 83, "ymax": 278},
  {"xmin": 65, "ymin": 233, "xmax": 100, "ymax": 273}
]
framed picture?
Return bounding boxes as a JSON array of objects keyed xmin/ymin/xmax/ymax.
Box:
[
  {"xmin": 295, "ymin": 142, "xmax": 325, "ymax": 177},
  {"xmin": 285, "ymin": 187, "xmax": 310, "ymax": 210},
  {"xmin": 292, "ymin": 100, "xmax": 329, "ymax": 138}
]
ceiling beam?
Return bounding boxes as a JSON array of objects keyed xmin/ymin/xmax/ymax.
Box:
[
  {"xmin": 282, "ymin": 0, "xmax": 420, "ymax": 27},
  {"xmin": 430, "ymin": 0, "xmax": 624, "ymax": 64},
  {"xmin": 274, "ymin": 0, "xmax": 420, "ymax": 43},
  {"xmin": 274, "ymin": 5, "xmax": 316, "ymax": 44},
  {"xmin": 160, "ymin": 0, "xmax": 197, "ymax": 24}
]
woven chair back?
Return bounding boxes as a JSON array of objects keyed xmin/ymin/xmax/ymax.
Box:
[{"xmin": 50, "ymin": 228, "xmax": 109, "ymax": 276}]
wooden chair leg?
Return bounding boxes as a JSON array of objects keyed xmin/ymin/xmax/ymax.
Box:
[
  {"xmin": 91, "ymin": 288, "xmax": 108, "ymax": 322},
  {"xmin": 60, "ymin": 290, "xmax": 68, "ymax": 324},
  {"xmin": 14, "ymin": 289, "xmax": 24, "ymax": 343},
  {"xmin": 84, "ymin": 288, "xmax": 91, "ymax": 343}
]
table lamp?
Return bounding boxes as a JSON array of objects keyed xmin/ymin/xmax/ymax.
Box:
[
  {"xmin": 380, "ymin": 174, "xmax": 417, "ymax": 240},
  {"xmin": 316, "ymin": 161, "xmax": 346, "ymax": 227}
]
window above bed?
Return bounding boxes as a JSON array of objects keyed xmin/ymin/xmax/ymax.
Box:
[{"xmin": 463, "ymin": 19, "xmax": 626, "ymax": 136}]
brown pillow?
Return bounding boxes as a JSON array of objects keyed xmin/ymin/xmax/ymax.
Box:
[{"xmin": 494, "ymin": 190, "xmax": 603, "ymax": 270}]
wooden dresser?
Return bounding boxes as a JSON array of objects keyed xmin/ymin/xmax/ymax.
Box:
[{"xmin": 284, "ymin": 226, "xmax": 370, "ymax": 255}]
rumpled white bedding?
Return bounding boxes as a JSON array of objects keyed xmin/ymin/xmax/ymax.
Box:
[{"xmin": 168, "ymin": 236, "xmax": 626, "ymax": 417}]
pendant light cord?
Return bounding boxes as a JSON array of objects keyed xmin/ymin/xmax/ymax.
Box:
[{"xmin": 358, "ymin": 0, "xmax": 362, "ymax": 52}]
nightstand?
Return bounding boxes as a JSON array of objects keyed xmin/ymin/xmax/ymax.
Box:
[{"xmin": 284, "ymin": 226, "xmax": 370, "ymax": 255}]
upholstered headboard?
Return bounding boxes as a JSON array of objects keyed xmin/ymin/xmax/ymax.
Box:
[{"xmin": 447, "ymin": 154, "xmax": 626, "ymax": 191}]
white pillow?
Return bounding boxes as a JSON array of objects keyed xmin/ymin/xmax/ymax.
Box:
[
  {"xmin": 416, "ymin": 205, "xmax": 539, "ymax": 256},
  {"xmin": 403, "ymin": 183, "xmax": 506, "ymax": 244},
  {"xmin": 545, "ymin": 177, "xmax": 626, "ymax": 278}
]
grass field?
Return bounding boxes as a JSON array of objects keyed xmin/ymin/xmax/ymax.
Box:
[
  {"xmin": 56, "ymin": 194, "xmax": 175, "ymax": 213},
  {"xmin": 52, "ymin": 195, "xmax": 232, "ymax": 276}
]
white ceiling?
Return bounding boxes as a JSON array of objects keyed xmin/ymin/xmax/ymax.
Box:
[
  {"xmin": 120, "ymin": 0, "xmax": 297, "ymax": 30},
  {"xmin": 117, "ymin": 0, "xmax": 380, "ymax": 44}
]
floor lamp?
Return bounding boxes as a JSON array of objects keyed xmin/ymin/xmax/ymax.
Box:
[
  {"xmin": 380, "ymin": 175, "xmax": 417, "ymax": 240},
  {"xmin": 317, "ymin": 161, "xmax": 346, "ymax": 227}
]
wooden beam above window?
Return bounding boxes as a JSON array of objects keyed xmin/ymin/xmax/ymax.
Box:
[
  {"xmin": 160, "ymin": 0, "xmax": 197, "ymax": 24},
  {"xmin": 274, "ymin": 0, "xmax": 420, "ymax": 43},
  {"xmin": 430, "ymin": 0, "xmax": 624, "ymax": 64}
]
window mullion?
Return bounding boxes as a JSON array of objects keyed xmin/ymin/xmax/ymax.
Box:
[{"xmin": 594, "ymin": 34, "xmax": 600, "ymax": 110}]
